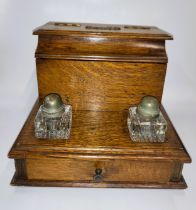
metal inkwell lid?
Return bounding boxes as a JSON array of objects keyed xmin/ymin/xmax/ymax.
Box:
[
  {"xmin": 136, "ymin": 96, "xmax": 160, "ymax": 120},
  {"xmin": 42, "ymin": 93, "xmax": 65, "ymax": 118}
]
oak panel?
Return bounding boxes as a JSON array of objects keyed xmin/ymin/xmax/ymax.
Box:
[
  {"xmin": 27, "ymin": 158, "xmax": 173, "ymax": 183},
  {"xmin": 8, "ymin": 102, "xmax": 191, "ymax": 163},
  {"xmin": 37, "ymin": 60, "xmax": 166, "ymax": 111},
  {"xmin": 33, "ymin": 22, "xmax": 173, "ymax": 40}
]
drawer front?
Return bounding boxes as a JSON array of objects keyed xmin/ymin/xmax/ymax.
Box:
[{"xmin": 26, "ymin": 158, "xmax": 173, "ymax": 183}]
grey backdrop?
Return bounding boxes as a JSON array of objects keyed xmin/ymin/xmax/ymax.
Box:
[{"xmin": 0, "ymin": 0, "xmax": 195, "ymax": 210}]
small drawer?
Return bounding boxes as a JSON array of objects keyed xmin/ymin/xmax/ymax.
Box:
[{"xmin": 26, "ymin": 157, "xmax": 174, "ymax": 184}]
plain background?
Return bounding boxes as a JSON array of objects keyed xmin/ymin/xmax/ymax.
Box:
[{"xmin": 0, "ymin": 0, "xmax": 195, "ymax": 210}]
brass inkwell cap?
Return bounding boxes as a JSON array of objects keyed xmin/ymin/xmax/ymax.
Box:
[
  {"xmin": 42, "ymin": 93, "xmax": 65, "ymax": 118},
  {"xmin": 136, "ymin": 96, "xmax": 160, "ymax": 120}
]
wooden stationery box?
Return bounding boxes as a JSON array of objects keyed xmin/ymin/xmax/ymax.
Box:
[{"xmin": 8, "ymin": 22, "xmax": 191, "ymax": 188}]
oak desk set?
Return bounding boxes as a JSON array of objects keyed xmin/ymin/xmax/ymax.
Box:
[{"xmin": 8, "ymin": 22, "xmax": 191, "ymax": 188}]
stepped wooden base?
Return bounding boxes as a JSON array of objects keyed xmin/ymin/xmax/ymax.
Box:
[
  {"xmin": 11, "ymin": 173, "xmax": 187, "ymax": 189},
  {"xmin": 8, "ymin": 102, "xmax": 191, "ymax": 189}
]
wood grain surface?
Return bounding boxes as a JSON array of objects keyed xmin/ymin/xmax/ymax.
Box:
[
  {"xmin": 36, "ymin": 60, "xmax": 167, "ymax": 111},
  {"xmin": 33, "ymin": 22, "xmax": 173, "ymax": 40},
  {"xmin": 34, "ymin": 22, "xmax": 172, "ymax": 62},
  {"xmin": 8, "ymin": 101, "xmax": 191, "ymax": 163},
  {"xmin": 11, "ymin": 174, "xmax": 187, "ymax": 189},
  {"xmin": 26, "ymin": 158, "xmax": 173, "ymax": 183},
  {"xmin": 35, "ymin": 35, "xmax": 168, "ymax": 63}
]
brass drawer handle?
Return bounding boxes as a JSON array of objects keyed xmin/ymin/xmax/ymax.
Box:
[{"xmin": 93, "ymin": 168, "xmax": 103, "ymax": 182}]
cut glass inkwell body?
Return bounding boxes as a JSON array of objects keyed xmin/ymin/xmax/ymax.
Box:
[
  {"xmin": 34, "ymin": 93, "xmax": 72, "ymax": 139},
  {"xmin": 127, "ymin": 96, "xmax": 167, "ymax": 142}
]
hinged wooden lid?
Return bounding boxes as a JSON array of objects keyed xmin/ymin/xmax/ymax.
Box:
[
  {"xmin": 33, "ymin": 22, "xmax": 173, "ymax": 62},
  {"xmin": 33, "ymin": 22, "xmax": 173, "ymax": 40}
]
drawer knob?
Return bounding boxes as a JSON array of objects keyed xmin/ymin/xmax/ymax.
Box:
[{"xmin": 94, "ymin": 168, "xmax": 103, "ymax": 182}]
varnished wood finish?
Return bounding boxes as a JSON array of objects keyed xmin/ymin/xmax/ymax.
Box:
[
  {"xmin": 35, "ymin": 22, "xmax": 170, "ymax": 111},
  {"xmin": 11, "ymin": 173, "xmax": 187, "ymax": 189},
  {"xmin": 26, "ymin": 158, "xmax": 173, "ymax": 183},
  {"xmin": 170, "ymin": 162, "xmax": 183, "ymax": 182},
  {"xmin": 37, "ymin": 60, "xmax": 166, "ymax": 111},
  {"xmin": 15, "ymin": 159, "xmax": 27, "ymax": 179},
  {"xmin": 33, "ymin": 22, "xmax": 173, "ymax": 39},
  {"xmin": 35, "ymin": 35, "xmax": 167, "ymax": 63},
  {"xmin": 8, "ymin": 101, "xmax": 191, "ymax": 188},
  {"xmin": 8, "ymin": 101, "xmax": 191, "ymax": 162},
  {"xmin": 33, "ymin": 22, "xmax": 172, "ymax": 63},
  {"xmin": 8, "ymin": 22, "xmax": 191, "ymax": 188}
]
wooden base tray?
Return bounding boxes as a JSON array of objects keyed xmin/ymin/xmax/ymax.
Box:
[
  {"xmin": 11, "ymin": 173, "xmax": 187, "ymax": 189},
  {"xmin": 8, "ymin": 101, "xmax": 191, "ymax": 189}
]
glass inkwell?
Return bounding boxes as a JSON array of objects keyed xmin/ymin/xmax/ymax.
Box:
[
  {"xmin": 34, "ymin": 93, "xmax": 72, "ymax": 139},
  {"xmin": 127, "ymin": 96, "xmax": 167, "ymax": 142}
]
